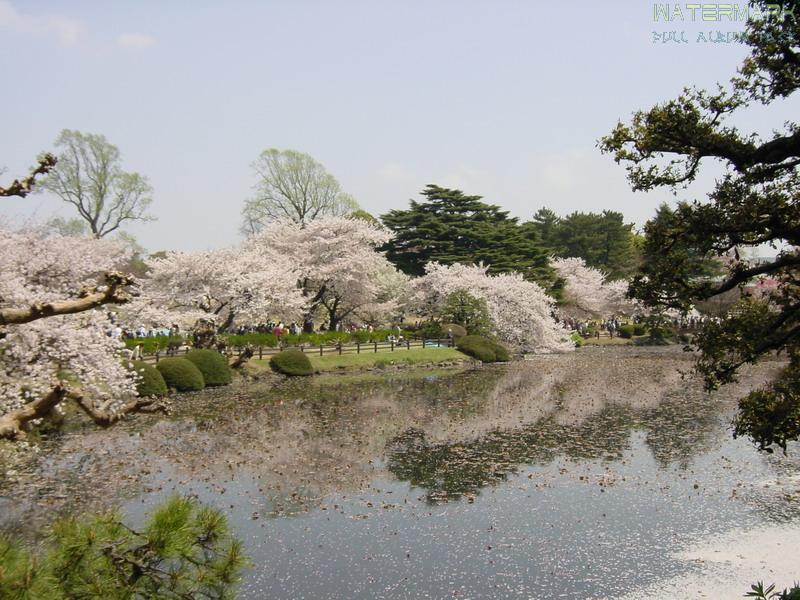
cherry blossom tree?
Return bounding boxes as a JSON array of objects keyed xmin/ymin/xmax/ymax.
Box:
[
  {"xmin": 251, "ymin": 217, "xmax": 408, "ymax": 330},
  {"xmin": 413, "ymin": 262, "xmax": 574, "ymax": 353},
  {"xmin": 0, "ymin": 227, "xmax": 149, "ymax": 439},
  {"xmin": 126, "ymin": 244, "xmax": 306, "ymax": 336},
  {"xmin": 552, "ymin": 256, "xmax": 637, "ymax": 318}
]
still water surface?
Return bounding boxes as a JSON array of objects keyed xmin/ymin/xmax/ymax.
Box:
[{"xmin": 111, "ymin": 350, "xmax": 799, "ymax": 599}]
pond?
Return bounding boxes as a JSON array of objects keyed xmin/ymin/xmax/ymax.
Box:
[{"xmin": 2, "ymin": 346, "xmax": 798, "ymax": 598}]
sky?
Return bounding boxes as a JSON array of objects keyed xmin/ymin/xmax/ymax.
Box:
[{"xmin": 1, "ymin": 0, "xmax": 797, "ymax": 252}]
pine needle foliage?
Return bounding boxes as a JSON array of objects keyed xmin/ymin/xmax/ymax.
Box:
[{"xmin": 0, "ymin": 496, "xmax": 247, "ymax": 599}]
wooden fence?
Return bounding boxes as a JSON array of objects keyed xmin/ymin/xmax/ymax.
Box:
[{"xmin": 134, "ymin": 336, "xmax": 454, "ymax": 364}]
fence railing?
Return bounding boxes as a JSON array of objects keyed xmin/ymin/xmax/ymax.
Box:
[{"xmin": 130, "ymin": 336, "xmax": 453, "ymax": 364}]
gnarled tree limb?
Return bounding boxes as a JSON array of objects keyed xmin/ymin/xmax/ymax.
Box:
[
  {"xmin": 0, "ymin": 273, "xmax": 135, "ymax": 326},
  {"xmin": 0, "ymin": 385, "xmax": 169, "ymax": 440},
  {"xmin": 230, "ymin": 346, "xmax": 254, "ymax": 369},
  {"xmin": 0, "ymin": 383, "xmax": 69, "ymax": 439},
  {"xmin": 0, "ymin": 154, "xmax": 57, "ymax": 198},
  {"xmin": 70, "ymin": 391, "xmax": 169, "ymax": 427}
]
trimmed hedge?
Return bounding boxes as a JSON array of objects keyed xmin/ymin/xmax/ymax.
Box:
[
  {"xmin": 488, "ymin": 339, "xmax": 511, "ymax": 362},
  {"xmin": 126, "ymin": 360, "xmax": 168, "ymax": 397},
  {"xmin": 618, "ymin": 324, "xmax": 636, "ymax": 339},
  {"xmin": 441, "ymin": 323, "xmax": 468, "ymax": 339},
  {"xmin": 456, "ymin": 335, "xmax": 510, "ymax": 363},
  {"xmin": 185, "ymin": 349, "xmax": 232, "ymax": 386},
  {"xmin": 225, "ymin": 329, "xmax": 414, "ymax": 349},
  {"xmin": 125, "ymin": 336, "xmax": 185, "ymax": 355},
  {"xmin": 270, "ymin": 349, "xmax": 314, "ymax": 376},
  {"xmin": 156, "ymin": 357, "xmax": 205, "ymax": 391}
]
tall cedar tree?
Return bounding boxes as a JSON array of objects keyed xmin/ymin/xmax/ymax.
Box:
[
  {"xmin": 600, "ymin": 0, "xmax": 800, "ymax": 452},
  {"xmin": 381, "ymin": 185, "xmax": 554, "ymax": 287},
  {"xmin": 523, "ymin": 209, "xmax": 640, "ymax": 280}
]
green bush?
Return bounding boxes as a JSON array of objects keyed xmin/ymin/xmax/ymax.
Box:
[
  {"xmin": 487, "ymin": 339, "xmax": 511, "ymax": 361},
  {"xmin": 185, "ymin": 349, "xmax": 232, "ymax": 386},
  {"xmin": 351, "ymin": 330, "xmax": 371, "ymax": 343},
  {"xmin": 441, "ymin": 290, "xmax": 493, "ymax": 336},
  {"xmin": 156, "ymin": 357, "xmax": 205, "ymax": 391},
  {"xmin": 633, "ymin": 323, "xmax": 647, "ymax": 336},
  {"xmin": 270, "ymin": 349, "xmax": 314, "ymax": 376},
  {"xmin": 441, "ymin": 323, "xmax": 468, "ymax": 339},
  {"xmin": 570, "ymin": 332, "xmax": 584, "ymax": 347},
  {"xmin": 417, "ymin": 321, "xmax": 444, "ymax": 339},
  {"xmin": 618, "ymin": 324, "xmax": 636, "ymax": 339},
  {"xmin": 125, "ymin": 336, "xmax": 185, "ymax": 355},
  {"xmin": 0, "ymin": 496, "xmax": 246, "ymax": 599},
  {"xmin": 225, "ymin": 332, "xmax": 278, "ymax": 348},
  {"xmin": 126, "ymin": 360, "xmax": 168, "ymax": 397},
  {"xmin": 456, "ymin": 335, "xmax": 510, "ymax": 363}
]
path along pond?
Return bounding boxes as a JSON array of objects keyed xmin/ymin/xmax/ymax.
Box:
[{"xmin": 2, "ymin": 346, "xmax": 799, "ymax": 599}]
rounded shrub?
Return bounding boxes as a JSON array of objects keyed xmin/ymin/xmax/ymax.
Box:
[
  {"xmin": 270, "ymin": 349, "xmax": 314, "ymax": 376},
  {"xmin": 456, "ymin": 335, "xmax": 509, "ymax": 363},
  {"xmin": 156, "ymin": 357, "xmax": 205, "ymax": 391},
  {"xmin": 351, "ymin": 330, "xmax": 371, "ymax": 343},
  {"xmin": 126, "ymin": 360, "xmax": 168, "ymax": 397},
  {"xmin": 441, "ymin": 323, "xmax": 467, "ymax": 339},
  {"xmin": 633, "ymin": 323, "xmax": 647, "ymax": 336},
  {"xmin": 618, "ymin": 324, "xmax": 636, "ymax": 339},
  {"xmin": 418, "ymin": 321, "xmax": 443, "ymax": 339},
  {"xmin": 487, "ymin": 339, "xmax": 511, "ymax": 361},
  {"xmin": 185, "ymin": 349, "xmax": 232, "ymax": 386},
  {"xmin": 570, "ymin": 332, "xmax": 585, "ymax": 347}
]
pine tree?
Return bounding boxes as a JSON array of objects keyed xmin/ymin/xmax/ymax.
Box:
[
  {"xmin": 381, "ymin": 185, "xmax": 554, "ymax": 286},
  {"xmin": 0, "ymin": 496, "xmax": 247, "ymax": 599}
]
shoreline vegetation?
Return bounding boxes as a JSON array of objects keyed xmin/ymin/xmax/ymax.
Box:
[{"xmin": 250, "ymin": 347, "xmax": 473, "ymax": 375}]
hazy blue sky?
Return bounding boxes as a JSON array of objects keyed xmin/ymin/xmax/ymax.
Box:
[{"xmin": 1, "ymin": 0, "xmax": 796, "ymax": 251}]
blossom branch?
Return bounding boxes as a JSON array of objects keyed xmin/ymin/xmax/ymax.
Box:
[{"xmin": 0, "ymin": 272, "xmax": 135, "ymax": 326}]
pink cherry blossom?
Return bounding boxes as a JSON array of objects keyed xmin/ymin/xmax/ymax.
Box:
[{"xmin": 413, "ymin": 262, "xmax": 574, "ymax": 353}]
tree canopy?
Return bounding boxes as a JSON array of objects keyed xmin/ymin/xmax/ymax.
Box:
[
  {"xmin": 524, "ymin": 209, "xmax": 641, "ymax": 280},
  {"xmin": 42, "ymin": 130, "xmax": 155, "ymax": 238},
  {"xmin": 381, "ymin": 185, "xmax": 554, "ymax": 286},
  {"xmin": 600, "ymin": 0, "xmax": 800, "ymax": 452},
  {"xmin": 241, "ymin": 148, "xmax": 360, "ymax": 233}
]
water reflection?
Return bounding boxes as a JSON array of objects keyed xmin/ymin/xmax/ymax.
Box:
[
  {"xmin": 2, "ymin": 349, "xmax": 796, "ymax": 600},
  {"xmin": 384, "ymin": 354, "xmax": 738, "ymax": 503},
  {"xmin": 1, "ymin": 353, "xmax": 779, "ymax": 528}
]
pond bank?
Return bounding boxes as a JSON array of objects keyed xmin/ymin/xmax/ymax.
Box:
[{"xmin": 246, "ymin": 346, "xmax": 473, "ymax": 375}]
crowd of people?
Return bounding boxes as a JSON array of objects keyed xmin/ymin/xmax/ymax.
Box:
[
  {"xmin": 559, "ymin": 316, "xmax": 625, "ymax": 338},
  {"xmin": 559, "ymin": 313, "xmax": 710, "ymax": 338},
  {"xmin": 119, "ymin": 319, "xmax": 391, "ymax": 340}
]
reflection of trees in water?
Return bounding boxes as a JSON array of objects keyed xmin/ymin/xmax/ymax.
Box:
[
  {"xmin": 640, "ymin": 392, "xmax": 724, "ymax": 470},
  {"xmin": 8, "ymin": 351, "xmax": 778, "ymax": 531},
  {"xmin": 387, "ymin": 405, "xmax": 635, "ymax": 504},
  {"xmin": 385, "ymin": 365, "xmax": 737, "ymax": 503}
]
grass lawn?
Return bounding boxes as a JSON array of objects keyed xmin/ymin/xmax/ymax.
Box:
[{"xmin": 249, "ymin": 347, "xmax": 469, "ymax": 374}]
